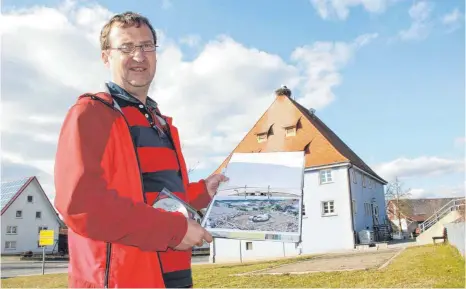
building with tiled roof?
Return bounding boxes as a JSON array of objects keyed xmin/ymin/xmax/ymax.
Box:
[
  {"xmin": 1, "ymin": 176, "xmax": 64, "ymax": 255},
  {"xmin": 209, "ymin": 86, "xmax": 389, "ymax": 263},
  {"xmin": 387, "ymin": 197, "xmax": 464, "ymax": 236}
]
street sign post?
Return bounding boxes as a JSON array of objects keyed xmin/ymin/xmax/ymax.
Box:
[{"xmin": 39, "ymin": 230, "xmax": 54, "ymax": 275}]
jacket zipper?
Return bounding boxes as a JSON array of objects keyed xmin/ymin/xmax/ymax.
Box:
[{"xmin": 88, "ymin": 95, "xmax": 147, "ymax": 288}]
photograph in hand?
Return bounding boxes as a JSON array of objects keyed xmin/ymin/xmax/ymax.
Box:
[{"xmin": 201, "ymin": 195, "xmax": 302, "ymax": 242}]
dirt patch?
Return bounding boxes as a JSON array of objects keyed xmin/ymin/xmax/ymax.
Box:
[{"xmin": 233, "ymin": 248, "xmax": 402, "ymax": 275}]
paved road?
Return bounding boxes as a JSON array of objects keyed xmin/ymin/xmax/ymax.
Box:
[
  {"xmin": 1, "ymin": 256, "xmax": 210, "ymax": 279},
  {"xmin": 1, "ymin": 260, "xmax": 68, "ymax": 279}
]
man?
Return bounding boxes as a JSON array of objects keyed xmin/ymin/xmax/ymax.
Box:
[{"xmin": 54, "ymin": 11, "xmax": 227, "ymax": 288}]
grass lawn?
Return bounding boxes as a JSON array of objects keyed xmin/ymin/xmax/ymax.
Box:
[{"xmin": 2, "ymin": 244, "xmax": 464, "ymax": 288}]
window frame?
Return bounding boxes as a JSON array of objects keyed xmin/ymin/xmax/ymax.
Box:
[
  {"xmin": 319, "ymin": 169, "xmax": 333, "ymax": 184},
  {"xmin": 6, "ymin": 226, "xmax": 18, "ymax": 235},
  {"xmin": 5, "ymin": 241, "xmax": 17, "ymax": 250},
  {"xmin": 321, "ymin": 200, "xmax": 336, "ymax": 216}
]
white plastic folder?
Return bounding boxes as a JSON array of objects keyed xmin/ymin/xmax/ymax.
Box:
[
  {"xmin": 153, "ymin": 188, "xmax": 203, "ymax": 224},
  {"xmin": 201, "ymin": 151, "xmax": 305, "ymax": 243}
]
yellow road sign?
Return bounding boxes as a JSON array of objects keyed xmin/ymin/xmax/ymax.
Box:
[{"xmin": 39, "ymin": 230, "xmax": 54, "ymax": 246}]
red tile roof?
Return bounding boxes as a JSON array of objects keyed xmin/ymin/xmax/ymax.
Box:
[{"xmin": 212, "ymin": 87, "xmax": 387, "ymax": 184}]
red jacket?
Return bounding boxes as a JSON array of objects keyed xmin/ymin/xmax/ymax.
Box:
[{"xmin": 54, "ymin": 92, "xmax": 211, "ymax": 288}]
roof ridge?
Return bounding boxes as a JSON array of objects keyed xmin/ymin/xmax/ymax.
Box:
[
  {"xmin": 211, "ymin": 96, "xmax": 282, "ymax": 176},
  {"xmin": 289, "ymin": 97, "xmax": 386, "ymax": 183}
]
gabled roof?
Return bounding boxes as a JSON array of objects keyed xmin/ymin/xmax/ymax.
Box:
[
  {"xmin": 212, "ymin": 86, "xmax": 387, "ymax": 184},
  {"xmin": 1, "ymin": 176, "xmax": 65, "ymax": 226},
  {"xmin": 289, "ymin": 97, "xmax": 386, "ymax": 183},
  {"xmin": 1, "ymin": 176, "xmax": 34, "ymax": 212},
  {"xmin": 388, "ymin": 197, "xmax": 463, "ymax": 222}
]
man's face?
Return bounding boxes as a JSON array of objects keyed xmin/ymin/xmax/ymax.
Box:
[{"xmin": 102, "ymin": 23, "xmax": 157, "ymax": 91}]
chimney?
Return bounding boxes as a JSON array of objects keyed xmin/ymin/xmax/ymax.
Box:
[{"xmin": 274, "ymin": 85, "xmax": 292, "ymax": 99}]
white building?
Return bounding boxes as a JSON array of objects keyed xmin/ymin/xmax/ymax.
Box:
[
  {"xmin": 1, "ymin": 176, "xmax": 63, "ymax": 255},
  {"xmin": 208, "ymin": 86, "xmax": 388, "ymax": 263}
]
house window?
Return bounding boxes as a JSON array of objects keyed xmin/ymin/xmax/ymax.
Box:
[
  {"xmin": 368, "ymin": 178, "xmax": 373, "ymax": 189},
  {"xmin": 319, "ymin": 169, "xmax": 333, "ymax": 184},
  {"xmin": 352, "ymin": 200, "xmax": 356, "ymax": 215},
  {"xmin": 6, "ymin": 226, "xmax": 17, "ymax": 235},
  {"xmin": 5, "ymin": 241, "xmax": 16, "ymax": 250},
  {"xmin": 257, "ymin": 133, "xmax": 267, "ymax": 143},
  {"xmin": 27, "ymin": 195, "xmax": 33, "ymax": 203},
  {"xmin": 15, "ymin": 210, "xmax": 22, "ymax": 218},
  {"xmin": 285, "ymin": 126, "xmax": 296, "ymax": 137},
  {"xmin": 352, "ymin": 171, "xmax": 357, "ymax": 183},
  {"xmin": 36, "ymin": 211, "xmax": 42, "ymax": 219},
  {"xmin": 322, "ymin": 201, "xmax": 335, "ymax": 216},
  {"xmin": 38, "ymin": 226, "xmax": 48, "ymax": 234},
  {"xmin": 245, "ymin": 242, "xmax": 253, "ymax": 250},
  {"xmin": 364, "ymin": 203, "xmax": 371, "ymax": 215},
  {"xmin": 362, "ymin": 175, "xmax": 366, "ymax": 187}
]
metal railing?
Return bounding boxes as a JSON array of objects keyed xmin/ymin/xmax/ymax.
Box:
[{"xmin": 419, "ymin": 198, "xmax": 465, "ymax": 233}]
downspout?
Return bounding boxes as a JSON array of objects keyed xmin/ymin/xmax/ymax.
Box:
[
  {"xmin": 239, "ymin": 241, "xmax": 242, "ymax": 263},
  {"xmin": 212, "ymin": 238, "xmax": 216, "ymax": 263},
  {"xmin": 347, "ymin": 164, "xmax": 356, "ymax": 248}
]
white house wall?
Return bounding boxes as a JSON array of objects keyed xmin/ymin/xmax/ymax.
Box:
[
  {"xmin": 210, "ymin": 165, "xmax": 355, "ymax": 263},
  {"xmin": 349, "ymin": 167, "xmax": 387, "ymax": 236},
  {"xmin": 210, "ymin": 239, "xmax": 298, "ymax": 263},
  {"xmin": 300, "ymin": 165, "xmax": 354, "ymax": 254},
  {"xmin": 1, "ymin": 180, "xmax": 60, "ymax": 255}
]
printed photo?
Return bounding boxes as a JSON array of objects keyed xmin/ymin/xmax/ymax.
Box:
[{"xmin": 201, "ymin": 196, "xmax": 302, "ymax": 242}]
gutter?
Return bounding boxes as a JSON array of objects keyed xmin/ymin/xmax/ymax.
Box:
[
  {"xmin": 346, "ymin": 164, "xmax": 356, "ymax": 248},
  {"xmin": 304, "ymin": 161, "xmax": 351, "ymax": 172}
]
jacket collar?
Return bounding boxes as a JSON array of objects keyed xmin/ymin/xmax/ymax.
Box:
[{"xmin": 105, "ymin": 81, "xmax": 158, "ymax": 110}]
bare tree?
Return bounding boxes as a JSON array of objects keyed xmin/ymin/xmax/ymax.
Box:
[
  {"xmin": 385, "ymin": 176, "xmax": 412, "ymax": 233},
  {"xmin": 187, "ymin": 161, "xmax": 200, "ymax": 176},
  {"xmin": 179, "ymin": 143, "xmax": 200, "ymax": 176}
]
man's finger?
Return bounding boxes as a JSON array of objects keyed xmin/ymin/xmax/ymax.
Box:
[{"xmin": 203, "ymin": 229, "xmax": 213, "ymax": 243}]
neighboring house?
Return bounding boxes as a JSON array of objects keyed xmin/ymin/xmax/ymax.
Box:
[
  {"xmin": 387, "ymin": 197, "xmax": 461, "ymax": 235},
  {"xmin": 208, "ymin": 86, "xmax": 388, "ymax": 263},
  {"xmin": 1, "ymin": 176, "xmax": 63, "ymax": 255}
]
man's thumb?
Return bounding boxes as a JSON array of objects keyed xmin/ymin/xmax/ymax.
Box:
[{"xmin": 203, "ymin": 229, "xmax": 213, "ymax": 243}]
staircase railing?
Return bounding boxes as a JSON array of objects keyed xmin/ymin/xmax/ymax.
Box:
[{"xmin": 419, "ymin": 198, "xmax": 465, "ymax": 233}]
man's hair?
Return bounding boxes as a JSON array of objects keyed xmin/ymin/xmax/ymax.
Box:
[{"xmin": 100, "ymin": 11, "xmax": 157, "ymax": 50}]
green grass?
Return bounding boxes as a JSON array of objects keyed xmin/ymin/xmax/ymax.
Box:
[{"xmin": 2, "ymin": 244, "xmax": 464, "ymax": 288}]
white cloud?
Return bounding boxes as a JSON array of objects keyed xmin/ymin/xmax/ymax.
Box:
[
  {"xmin": 162, "ymin": 0, "xmax": 173, "ymax": 9},
  {"xmin": 409, "ymin": 183, "xmax": 465, "ymax": 199},
  {"xmin": 290, "ymin": 33, "xmax": 378, "ymax": 109},
  {"xmin": 1, "ymin": 1, "xmax": 376, "ymax": 196},
  {"xmin": 398, "ymin": 1, "xmax": 434, "ymax": 41},
  {"xmin": 454, "ymin": 137, "xmax": 466, "ymax": 148},
  {"xmin": 441, "ymin": 8, "xmax": 463, "ymax": 33},
  {"xmin": 374, "ymin": 156, "xmax": 464, "ymax": 182},
  {"xmin": 442, "ymin": 8, "xmax": 462, "ymax": 24},
  {"xmin": 179, "ymin": 34, "xmax": 201, "ymax": 47},
  {"xmin": 310, "ymin": 0, "xmax": 399, "ymax": 20}
]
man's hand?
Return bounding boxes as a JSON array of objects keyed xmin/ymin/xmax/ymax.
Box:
[
  {"xmin": 173, "ymin": 219, "xmax": 213, "ymax": 250},
  {"xmin": 205, "ymin": 174, "xmax": 229, "ymax": 198}
]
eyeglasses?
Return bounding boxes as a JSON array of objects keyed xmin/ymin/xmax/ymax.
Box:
[{"xmin": 108, "ymin": 43, "xmax": 158, "ymax": 54}]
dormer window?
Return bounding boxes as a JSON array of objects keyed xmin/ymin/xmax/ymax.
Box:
[
  {"xmin": 283, "ymin": 117, "xmax": 301, "ymax": 138},
  {"xmin": 285, "ymin": 126, "xmax": 296, "ymax": 137},
  {"xmin": 255, "ymin": 124, "xmax": 273, "ymax": 143},
  {"xmin": 257, "ymin": 133, "xmax": 267, "ymax": 143}
]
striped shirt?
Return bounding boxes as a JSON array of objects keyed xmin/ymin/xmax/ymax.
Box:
[{"xmin": 106, "ymin": 82, "xmax": 186, "ymax": 203}]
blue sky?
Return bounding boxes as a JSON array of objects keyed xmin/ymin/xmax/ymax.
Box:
[{"xmin": 1, "ymin": 0, "xmax": 464, "ymax": 199}]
